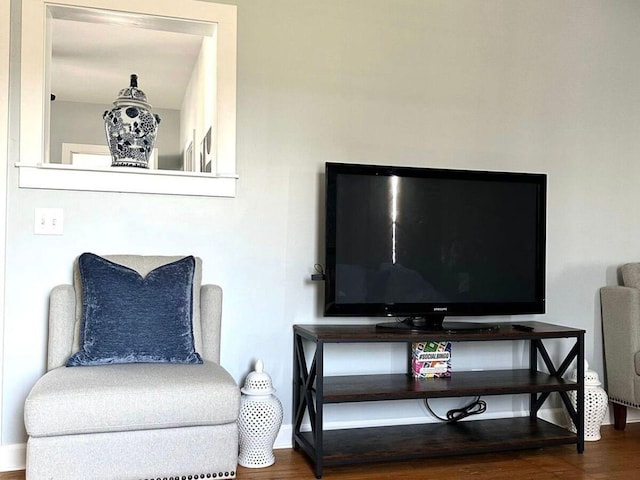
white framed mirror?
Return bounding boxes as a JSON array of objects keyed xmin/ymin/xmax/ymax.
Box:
[{"xmin": 19, "ymin": 0, "xmax": 238, "ymax": 197}]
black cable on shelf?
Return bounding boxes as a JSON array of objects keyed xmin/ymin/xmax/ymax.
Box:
[{"xmin": 424, "ymin": 397, "xmax": 487, "ymax": 423}]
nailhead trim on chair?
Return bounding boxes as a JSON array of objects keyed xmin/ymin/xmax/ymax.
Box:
[
  {"xmin": 143, "ymin": 472, "xmax": 236, "ymax": 479},
  {"xmin": 609, "ymin": 396, "xmax": 640, "ymax": 409}
]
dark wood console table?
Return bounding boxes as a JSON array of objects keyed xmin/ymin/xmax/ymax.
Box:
[{"xmin": 292, "ymin": 321, "xmax": 585, "ymax": 478}]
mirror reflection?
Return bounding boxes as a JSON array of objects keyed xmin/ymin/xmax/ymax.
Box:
[{"xmin": 48, "ymin": 7, "xmax": 215, "ymax": 172}]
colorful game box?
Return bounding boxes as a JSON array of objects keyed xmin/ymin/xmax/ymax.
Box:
[{"xmin": 411, "ymin": 341, "xmax": 452, "ymax": 378}]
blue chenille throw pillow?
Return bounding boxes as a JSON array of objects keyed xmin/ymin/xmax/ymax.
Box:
[{"xmin": 66, "ymin": 253, "xmax": 202, "ymax": 366}]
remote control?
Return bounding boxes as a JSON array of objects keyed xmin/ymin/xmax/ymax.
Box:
[{"xmin": 512, "ymin": 324, "xmax": 534, "ymax": 331}]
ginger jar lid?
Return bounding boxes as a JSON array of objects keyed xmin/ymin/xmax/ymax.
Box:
[
  {"xmin": 241, "ymin": 360, "xmax": 276, "ymax": 395},
  {"xmin": 113, "ymin": 74, "xmax": 152, "ymax": 109}
]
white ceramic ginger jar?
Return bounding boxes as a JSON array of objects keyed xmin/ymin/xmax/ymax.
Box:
[
  {"xmin": 238, "ymin": 360, "xmax": 283, "ymax": 468},
  {"xmin": 103, "ymin": 73, "xmax": 160, "ymax": 168}
]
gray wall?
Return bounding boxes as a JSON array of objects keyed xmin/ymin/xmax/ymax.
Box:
[{"xmin": 4, "ymin": 0, "xmax": 640, "ymax": 452}]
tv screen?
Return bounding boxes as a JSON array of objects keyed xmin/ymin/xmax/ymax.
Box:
[{"xmin": 324, "ymin": 162, "xmax": 546, "ymax": 331}]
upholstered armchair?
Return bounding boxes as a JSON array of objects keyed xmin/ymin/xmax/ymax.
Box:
[
  {"xmin": 600, "ymin": 262, "xmax": 640, "ymax": 430},
  {"xmin": 24, "ymin": 254, "xmax": 241, "ymax": 480}
]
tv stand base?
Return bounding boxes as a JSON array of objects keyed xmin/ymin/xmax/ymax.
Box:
[
  {"xmin": 293, "ymin": 322, "xmax": 585, "ymax": 478},
  {"xmin": 376, "ymin": 317, "xmax": 497, "ymax": 333}
]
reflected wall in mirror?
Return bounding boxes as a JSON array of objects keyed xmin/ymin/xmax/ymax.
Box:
[{"xmin": 19, "ymin": 0, "xmax": 237, "ymax": 196}]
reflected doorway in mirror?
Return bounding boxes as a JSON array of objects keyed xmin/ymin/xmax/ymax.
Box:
[{"xmin": 62, "ymin": 143, "xmax": 157, "ymax": 170}]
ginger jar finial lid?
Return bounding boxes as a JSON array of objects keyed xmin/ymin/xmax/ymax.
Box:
[
  {"xmin": 113, "ymin": 73, "xmax": 151, "ymax": 109},
  {"xmin": 241, "ymin": 360, "xmax": 276, "ymax": 395}
]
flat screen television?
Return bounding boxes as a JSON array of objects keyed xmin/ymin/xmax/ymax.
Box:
[{"xmin": 324, "ymin": 162, "xmax": 547, "ymax": 332}]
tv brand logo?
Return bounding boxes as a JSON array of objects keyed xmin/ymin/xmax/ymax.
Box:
[{"xmin": 433, "ymin": 307, "xmax": 448, "ymax": 312}]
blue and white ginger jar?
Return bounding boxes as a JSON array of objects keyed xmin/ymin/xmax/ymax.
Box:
[{"xmin": 103, "ymin": 74, "xmax": 161, "ymax": 168}]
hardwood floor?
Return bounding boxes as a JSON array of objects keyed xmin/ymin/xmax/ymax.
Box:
[{"xmin": 3, "ymin": 424, "xmax": 640, "ymax": 479}]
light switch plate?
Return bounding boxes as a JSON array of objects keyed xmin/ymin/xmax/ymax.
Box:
[{"xmin": 34, "ymin": 208, "xmax": 64, "ymax": 235}]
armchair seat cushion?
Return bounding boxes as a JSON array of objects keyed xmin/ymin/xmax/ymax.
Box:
[{"xmin": 25, "ymin": 361, "xmax": 240, "ymax": 437}]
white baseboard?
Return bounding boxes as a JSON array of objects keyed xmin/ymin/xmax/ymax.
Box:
[
  {"xmin": 275, "ymin": 424, "xmax": 293, "ymax": 449},
  {"xmin": 0, "ymin": 443, "xmax": 25, "ymax": 472}
]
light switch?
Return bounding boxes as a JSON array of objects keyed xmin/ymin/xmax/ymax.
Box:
[{"xmin": 34, "ymin": 208, "xmax": 64, "ymax": 235}]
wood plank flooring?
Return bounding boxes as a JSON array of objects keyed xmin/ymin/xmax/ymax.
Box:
[{"xmin": 3, "ymin": 424, "xmax": 640, "ymax": 479}]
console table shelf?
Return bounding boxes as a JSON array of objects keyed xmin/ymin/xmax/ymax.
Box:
[
  {"xmin": 323, "ymin": 370, "xmax": 578, "ymax": 403},
  {"xmin": 293, "ymin": 321, "xmax": 585, "ymax": 478},
  {"xmin": 299, "ymin": 417, "xmax": 576, "ymax": 466}
]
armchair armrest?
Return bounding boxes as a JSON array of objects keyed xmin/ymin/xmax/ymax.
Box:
[
  {"xmin": 601, "ymin": 285, "xmax": 640, "ymax": 404},
  {"xmin": 48, "ymin": 284, "xmax": 76, "ymax": 370},
  {"xmin": 200, "ymin": 284, "xmax": 223, "ymax": 364}
]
